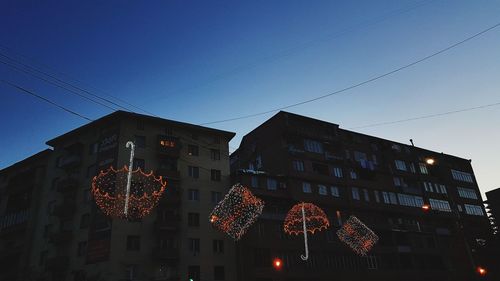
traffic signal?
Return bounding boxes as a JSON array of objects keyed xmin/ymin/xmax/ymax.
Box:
[{"xmin": 273, "ymin": 258, "xmax": 283, "ymax": 271}]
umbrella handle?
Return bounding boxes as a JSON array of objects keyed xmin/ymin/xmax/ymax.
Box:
[
  {"xmin": 124, "ymin": 141, "xmax": 135, "ymax": 216},
  {"xmin": 301, "ymin": 203, "xmax": 309, "ymax": 261}
]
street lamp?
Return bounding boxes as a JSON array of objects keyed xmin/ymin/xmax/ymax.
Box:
[{"xmin": 425, "ymin": 158, "xmax": 435, "ymax": 165}]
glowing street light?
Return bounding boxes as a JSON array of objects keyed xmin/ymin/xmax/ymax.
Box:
[
  {"xmin": 422, "ymin": 204, "xmax": 431, "ymax": 212},
  {"xmin": 273, "ymin": 258, "xmax": 283, "ymax": 270},
  {"xmin": 477, "ymin": 266, "xmax": 487, "ymax": 277},
  {"xmin": 425, "ymin": 158, "xmax": 435, "ymax": 165}
]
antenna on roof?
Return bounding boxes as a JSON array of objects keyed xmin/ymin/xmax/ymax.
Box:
[{"xmin": 410, "ymin": 139, "xmax": 415, "ymax": 146}]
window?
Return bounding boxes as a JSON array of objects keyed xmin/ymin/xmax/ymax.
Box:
[
  {"xmin": 318, "ymin": 185, "xmax": 328, "ymax": 196},
  {"xmin": 458, "ymin": 187, "xmax": 478, "ymax": 199},
  {"xmin": 397, "ymin": 194, "xmax": 424, "ymax": 208},
  {"xmin": 188, "ymin": 166, "xmax": 199, "ymax": 178},
  {"xmin": 267, "ymin": 178, "xmax": 277, "ymax": 190},
  {"xmin": 419, "ymin": 163, "xmax": 428, "ymax": 174},
  {"xmin": 395, "ymin": 160, "xmax": 407, "ymax": 171},
  {"xmin": 80, "ymin": 213, "xmax": 90, "ymax": 229},
  {"xmin": 304, "ymin": 139, "xmax": 323, "ymax": 153},
  {"xmin": 409, "ymin": 163, "xmax": 416, "ymax": 173},
  {"xmin": 213, "ymin": 240, "xmax": 224, "ymax": 254},
  {"xmin": 211, "ymin": 149, "xmax": 221, "ymax": 160},
  {"xmin": 354, "ymin": 151, "xmax": 367, "ymax": 162},
  {"xmin": 352, "ymin": 187, "xmax": 360, "ymax": 200},
  {"xmin": 133, "ymin": 158, "xmax": 145, "ymax": 170},
  {"xmin": 86, "ymin": 164, "xmax": 96, "ymax": 178},
  {"xmin": 188, "ymin": 266, "xmax": 200, "ymax": 281},
  {"xmin": 89, "ymin": 142, "xmax": 99, "ymax": 155},
  {"xmin": 302, "ymin": 182, "xmax": 312, "ymax": 193},
  {"xmin": 211, "ymin": 191, "xmax": 222, "ymax": 204},
  {"xmin": 363, "ymin": 189, "xmax": 370, "ymax": 202},
  {"xmin": 389, "ymin": 192, "xmax": 398, "ymax": 205},
  {"xmin": 312, "ymin": 163, "xmax": 329, "ymax": 175},
  {"xmin": 393, "ymin": 177, "xmax": 402, "ymax": 187},
  {"xmin": 292, "ymin": 160, "xmax": 305, "ymax": 172},
  {"xmin": 429, "ymin": 199, "xmax": 452, "ymax": 212},
  {"xmin": 330, "ymin": 186, "xmax": 340, "ymax": 197},
  {"xmin": 134, "ymin": 135, "xmax": 146, "ymax": 148},
  {"xmin": 255, "ymin": 155, "xmax": 262, "ymax": 169},
  {"xmin": 83, "ymin": 189, "xmax": 91, "ymax": 204},
  {"xmin": 451, "ymin": 169, "xmax": 474, "ymax": 183},
  {"xmin": 188, "ymin": 145, "xmax": 199, "ymax": 156},
  {"xmin": 350, "ymin": 170, "xmax": 358, "ymax": 180},
  {"xmin": 332, "ymin": 167, "xmax": 343, "ymax": 178},
  {"xmin": 188, "ymin": 238, "xmax": 200, "ymax": 254},
  {"xmin": 464, "ymin": 204, "xmax": 484, "ymax": 216},
  {"xmin": 251, "ymin": 176, "xmax": 259, "ymax": 188},
  {"xmin": 165, "ymin": 127, "xmax": 173, "ymax": 136},
  {"xmin": 374, "ymin": 191, "xmax": 380, "ymax": 203},
  {"xmin": 136, "ymin": 120, "xmax": 144, "ymax": 130},
  {"xmin": 214, "ymin": 266, "xmax": 225, "ymax": 280},
  {"xmin": 188, "ymin": 189, "xmax": 199, "ymax": 201},
  {"xmin": 77, "ymin": 241, "xmax": 87, "ymax": 257},
  {"xmin": 366, "ymin": 256, "xmax": 378, "ymax": 270},
  {"xmin": 125, "ymin": 265, "xmax": 138, "ymax": 280},
  {"xmin": 382, "ymin": 192, "xmax": 390, "ymax": 204},
  {"xmin": 188, "ymin": 213, "xmax": 200, "ymax": 227},
  {"xmin": 126, "ymin": 235, "xmax": 141, "ymax": 251},
  {"xmin": 211, "ymin": 169, "xmax": 221, "ymax": 181}
]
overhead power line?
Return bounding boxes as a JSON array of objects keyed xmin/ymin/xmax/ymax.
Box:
[
  {"xmin": 348, "ymin": 101, "xmax": 500, "ymax": 129},
  {"xmin": 199, "ymin": 21, "xmax": 500, "ymax": 126},
  {"xmin": 1, "ymin": 80, "xmax": 94, "ymax": 122}
]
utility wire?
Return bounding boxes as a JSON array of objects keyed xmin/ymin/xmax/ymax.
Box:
[
  {"xmin": 200, "ymin": 21, "xmax": 500, "ymax": 125},
  {"xmin": 0, "ymin": 58, "xmax": 118, "ymax": 111},
  {"xmin": 348, "ymin": 101, "xmax": 500, "ymax": 129},
  {"xmin": 1, "ymin": 80, "xmax": 94, "ymax": 122},
  {"xmin": 0, "ymin": 45, "xmax": 158, "ymax": 116}
]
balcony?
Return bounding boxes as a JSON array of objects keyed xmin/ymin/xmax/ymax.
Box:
[
  {"xmin": 156, "ymin": 169, "xmax": 181, "ymax": 181},
  {"xmin": 152, "ymin": 248, "xmax": 179, "ymax": 261},
  {"xmin": 0, "ymin": 210, "xmax": 29, "ymax": 235},
  {"xmin": 157, "ymin": 136, "xmax": 181, "ymax": 157},
  {"xmin": 46, "ymin": 256, "xmax": 69, "ymax": 272},
  {"xmin": 158, "ymin": 188, "xmax": 181, "ymax": 206},
  {"xmin": 52, "ymin": 202, "xmax": 76, "ymax": 219},
  {"xmin": 58, "ymin": 154, "xmax": 81, "ymax": 169},
  {"xmin": 56, "ymin": 178, "xmax": 79, "ymax": 193},
  {"xmin": 49, "ymin": 230, "xmax": 73, "ymax": 245}
]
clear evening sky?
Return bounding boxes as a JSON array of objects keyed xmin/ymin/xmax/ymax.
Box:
[{"xmin": 1, "ymin": 1, "xmax": 499, "ymax": 198}]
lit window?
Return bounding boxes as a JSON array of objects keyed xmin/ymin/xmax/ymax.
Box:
[
  {"xmin": 382, "ymin": 192, "xmax": 390, "ymax": 204},
  {"xmin": 350, "ymin": 170, "xmax": 358, "ymax": 180},
  {"xmin": 419, "ymin": 163, "xmax": 428, "ymax": 174},
  {"xmin": 330, "ymin": 186, "xmax": 340, "ymax": 197},
  {"xmin": 292, "ymin": 160, "xmax": 305, "ymax": 172},
  {"xmin": 395, "ymin": 160, "xmax": 407, "ymax": 171},
  {"xmin": 318, "ymin": 185, "xmax": 328, "ymax": 196},
  {"xmin": 363, "ymin": 189, "xmax": 370, "ymax": 202},
  {"xmin": 302, "ymin": 182, "xmax": 312, "ymax": 193},
  {"xmin": 451, "ymin": 169, "xmax": 474, "ymax": 183},
  {"xmin": 458, "ymin": 187, "xmax": 478, "ymax": 199},
  {"xmin": 389, "ymin": 192, "xmax": 398, "ymax": 205},
  {"xmin": 464, "ymin": 204, "xmax": 484, "ymax": 216},
  {"xmin": 352, "ymin": 187, "xmax": 360, "ymax": 200},
  {"xmin": 429, "ymin": 199, "xmax": 452, "ymax": 212},
  {"xmin": 304, "ymin": 139, "xmax": 323, "ymax": 153},
  {"xmin": 374, "ymin": 191, "xmax": 380, "ymax": 203},
  {"xmin": 332, "ymin": 167, "xmax": 343, "ymax": 178}
]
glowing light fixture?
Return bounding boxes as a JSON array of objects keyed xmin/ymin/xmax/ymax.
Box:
[
  {"xmin": 477, "ymin": 266, "xmax": 487, "ymax": 276},
  {"xmin": 425, "ymin": 158, "xmax": 435, "ymax": 165},
  {"xmin": 337, "ymin": 216, "xmax": 378, "ymax": 256}
]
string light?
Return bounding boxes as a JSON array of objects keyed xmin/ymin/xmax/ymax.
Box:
[
  {"xmin": 284, "ymin": 203, "xmax": 330, "ymax": 235},
  {"xmin": 284, "ymin": 202, "xmax": 330, "ymax": 261},
  {"xmin": 209, "ymin": 183, "xmax": 264, "ymax": 240},
  {"xmin": 337, "ymin": 216, "xmax": 378, "ymax": 256},
  {"xmin": 91, "ymin": 165, "xmax": 167, "ymax": 220}
]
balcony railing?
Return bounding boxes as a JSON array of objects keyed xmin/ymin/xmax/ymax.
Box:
[{"xmin": 0, "ymin": 210, "xmax": 29, "ymax": 233}]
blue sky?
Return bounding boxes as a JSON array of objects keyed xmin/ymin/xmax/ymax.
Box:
[{"xmin": 1, "ymin": 0, "xmax": 499, "ymax": 197}]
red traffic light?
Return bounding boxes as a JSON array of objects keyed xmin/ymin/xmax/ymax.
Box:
[
  {"xmin": 273, "ymin": 258, "xmax": 283, "ymax": 270},
  {"xmin": 477, "ymin": 266, "xmax": 487, "ymax": 276}
]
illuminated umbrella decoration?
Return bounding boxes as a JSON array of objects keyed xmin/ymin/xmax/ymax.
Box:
[
  {"xmin": 337, "ymin": 215, "xmax": 378, "ymax": 256},
  {"xmin": 209, "ymin": 183, "xmax": 264, "ymax": 240},
  {"xmin": 91, "ymin": 141, "xmax": 167, "ymax": 220},
  {"xmin": 284, "ymin": 202, "xmax": 330, "ymax": 261}
]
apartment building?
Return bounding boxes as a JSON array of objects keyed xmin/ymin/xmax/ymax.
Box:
[
  {"xmin": 230, "ymin": 111, "xmax": 491, "ymax": 281},
  {"xmin": 1, "ymin": 110, "xmax": 236, "ymax": 281}
]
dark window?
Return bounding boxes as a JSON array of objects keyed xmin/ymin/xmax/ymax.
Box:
[
  {"xmin": 188, "ymin": 238, "xmax": 200, "ymax": 254},
  {"xmin": 211, "ymin": 169, "xmax": 221, "ymax": 181},
  {"xmin": 188, "ymin": 189, "xmax": 199, "ymax": 201},
  {"xmin": 188, "ymin": 145, "xmax": 199, "ymax": 156},
  {"xmin": 51, "ymin": 177, "xmax": 60, "ymax": 190},
  {"xmin": 77, "ymin": 241, "xmax": 87, "ymax": 257},
  {"xmin": 188, "ymin": 266, "xmax": 200, "ymax": 280},
  {"xmin": 211, "ymin": 191, "xmax": 222, "ymax": 204},
  {"xmin": 126, "ymin": 235, "xmax": 141, "ymax": 251},
  {"xmin": 211, "ymin": 149, "xmax": 221, "ymax": 160},
  {"xmin": 80, "ymin": 213, "xmax": 90, "ymax": 229},
  {"xmin": 136, "ymin": 120, "xmax": 144, "ymax": 130},
  {"xmin": 86, "ymin": 164, "xmax": 96, "ymax": 178},
  {"xmin": 213, "ymin": 240, "xmax": 224, "ymax": 254},
  {"xmin": 165, "ymin": 127, "xmax": 173, "ymax": 136},
  {"xmin": 188, "ymin": 213, "xmax": 200, "ymax": 227},
  {"xmin": 159, "ymin": 157, "xmax": 177, "ymax": 171},
  {"xmin": 133, "ymin": 158, "xmax": 145, "ymax": 170},
  {"xmin": 89, "ymin": 142, "xmax": 99, "ymax": 155},
  {"xmin": 214, "ymin": 266, "xmax": 225, "ymax": 280},
  {"xmin": 312, "ymin": 162, "xmax": 329, "ymax": 175},
  {"xmin": 188, "ymin": 166, "xmax": 199, "ymax": 178},
  {"xmin": 134, "ymin": 135, "xmax": 146, "ymax": 148}
]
